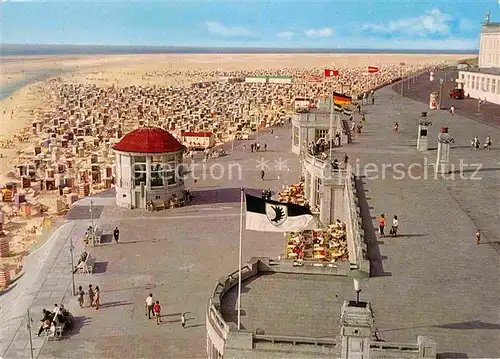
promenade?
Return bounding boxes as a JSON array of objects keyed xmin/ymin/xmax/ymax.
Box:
[{"xmin": 1, "ymin": 79, "xmax": 498, "ymax": 358}]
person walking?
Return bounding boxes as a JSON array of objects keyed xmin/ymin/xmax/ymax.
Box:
[
  {"xmin": 77, "ymin": 286, "xmax": 85, "ymax": 308},
  {"xmin": 260, "ymin": 169, "xmax": 265, "ymax": 180},
  {"xmin": 484, "ymin": 136, "xmax": 491, "ymax": 150},
  {"xmin": 344, "ymin": 153, "xmax": 349, "ymax": 166},
  {"xmin": 94, "ymin": 286, "xmax": 100, "ymax": 310},
  {"xmin": 243, "ymin": 145, "xmax": 246, "ymax": 152},
  {"xmin": 88, "ymin": 284, "xmax": 95, "ymax": 307},
  {"xmin": 264, "ymin": 143, "xmax": 267, "ymax": 152},
  {"xmin": 181, "ymin": 312, "xmax": 186, "ymax": 328},
  {"xmin": 391, "ymin": 215, "xmax": 399, "ymax": 236},
  {"xmin": 145, "ymin": 293, "xmax": 154, "ymax": 319},
  {"xmin": 378, "ymin": 214, "xmax": 386, "ymax": 237},
  {"xmin": 449, "ymin": 106, "xmax": 455, "ymax": 115},
  {"xmin": 113, "ymin": 227, "xmax": 120, "ymax": 244},
  {"xmin": 475, "ymin": 229, "xmax": 481, "ymax": 245},
  {"xmin": 153, "ymin": 301, "xmax": 162, "ymax": 325},
  {"xmin": 394, "ymin": 122, "xmax": 399, "ymax": 132}
]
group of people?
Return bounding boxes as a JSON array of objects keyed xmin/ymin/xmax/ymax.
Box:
[
  {"xmin": 36, "ymin": 304, "xmax": 74, "ymax": 337},
  {"xmin": 145, "ymin": 293, "xmax": 187, "ymax": 327},
  {"xmin": 471, "ymin": 136, "xmax": 492, "ymax": 150},
  {"xmin": 77, "ymin": 284, "xmax": 101, "ymax": 310},
  {"xmin": 378, "ymin": 214, "xmax": 399, "ymax": 237},
  {"xmin": 245, "ymin": 142, "xmax": 267, "ymax": 152}
]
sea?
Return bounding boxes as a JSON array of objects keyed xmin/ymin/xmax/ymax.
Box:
[
  {"xmin": 0, "ymin": 44, "xmax": 477, "ymax": 100},
  {"xmin": 1, "ymin": 44, "xmax": 478, "ymax": 56}
]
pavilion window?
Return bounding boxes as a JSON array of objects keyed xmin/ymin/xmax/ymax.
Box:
[
  {"xmin": 492, "ymin": 79, "xmax": 497, "ymax": 94},
  {"xmin": 150, "ymin": 156, "xmax": 165, "ymax": 187},
  {"xmin": 166, "ymin": 159, "xmax": 177, "ymax": 185},
  {"xmin": 133, "ymin": 162, "xmax": 146, "ymax": 187}
]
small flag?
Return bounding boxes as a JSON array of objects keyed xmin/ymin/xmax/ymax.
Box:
[
  {"xmin": 324, "ymin": 69, "xmax": 339, "ymax": 77},
  {"xmin": 245, "ymin": 194, "xmax": 316, "ymax": 232},
  {"xmin": 333, "ymin": 92, "xmax": 353, "ymax": 105},
  {"xmin": 307, "ymin": 75, "xmax": 323, "ymax": 83},
  {"xmin": 368, "ymin": 66, "xmax": 379, "ymax": 73}
]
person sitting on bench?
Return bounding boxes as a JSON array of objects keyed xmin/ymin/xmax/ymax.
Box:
[{"xmin": 37, "ymin": 309, "xmax": 54, "ymax": 336}]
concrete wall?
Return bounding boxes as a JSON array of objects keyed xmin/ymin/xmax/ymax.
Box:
[
  {"xmin": 459, "ymin": 71, "xmax": 500, "ymax": 105},
  {"xmin": 206, "ymin": 258, "xmax": 436, "ymax": 359}
]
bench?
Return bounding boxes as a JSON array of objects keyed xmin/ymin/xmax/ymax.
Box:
[
  {"xmin": 94, "ymin": 226, "xmax": 103, "ymax": 244},
  {"xmin": 76, "ymin": 254, "xmax": 95, "ymax": 274},
  {"xmin": 151, "ymin": 201, "xmax": 165, "ymax": 211}
]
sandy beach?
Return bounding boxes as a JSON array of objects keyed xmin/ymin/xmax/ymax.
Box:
[{"xmin": 0, "ymin": 53, "xmax": 470, "ymax": 280}]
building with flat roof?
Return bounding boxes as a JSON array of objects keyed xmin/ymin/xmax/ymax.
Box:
[{"xmin": 458, "ymin": 12, "xmax": 500, "ymax": 104}]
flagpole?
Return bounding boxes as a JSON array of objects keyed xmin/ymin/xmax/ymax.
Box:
[
  {"xmin": 237, "ymin": 188, "xmax": 244, "ymax": 330},
  {"xmin": 329, "ymin": 92, "xmax": 334, "ymax": 160}
]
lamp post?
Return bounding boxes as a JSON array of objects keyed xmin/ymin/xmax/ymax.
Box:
[
  {"xmin": 438, "ymin": 78, "xmax": 444, "ymax": 110},
  {"xmin": 70, "ymin": 235, "xmax": 76, "ymax": 296},
  {"xmin": 354, "ymin": 278, "xmax": 362, "ymax": 304},
  {"xmin": 26, "ymin": 310, "xmax": 34, "ymax": 359},
  {"xmin": 89, "ymin": 200, "xmax": 95, "ymax": 247}
]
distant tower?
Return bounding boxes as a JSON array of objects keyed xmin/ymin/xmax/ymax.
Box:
[{"xmin": 484, "ymin": 12, "xmax": 490, "ymax": 24}]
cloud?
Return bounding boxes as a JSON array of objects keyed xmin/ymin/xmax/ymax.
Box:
[
  {"xmin": 363, "ymin": 8, "xmax": 453, "ymax": 36},
  {"xmin": 204, "ymin": 21, "xmax": 252, "ymax": 37},
  {"xmin": 345, "ymin": 36, "xmax": 478, "ymax": 51},
  {"xmin": 276, "ymin": 31, "xmax": 296, "ymax": 40},
  {"xmin": 304, "ymin": 28, "xmax": 334, "ymax": 38}
]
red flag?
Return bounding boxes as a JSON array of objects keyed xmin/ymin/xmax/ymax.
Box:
[
  {"xmin": 368, "ymin": 66, "xmax": 379, "ymax": 73},
  {"xmin": 324, "ymin": 69, "xmax": 339, "ymax": 77}
]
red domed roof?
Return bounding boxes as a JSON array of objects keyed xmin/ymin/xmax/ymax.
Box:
[{"xmin": 112, "ymin": 127, "xmax": 185, "ymax": 153}]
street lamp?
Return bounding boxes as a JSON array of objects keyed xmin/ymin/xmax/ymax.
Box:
[
  {"xmin": 89, "ymin": 200, "xmax": 95, "ymax": 247},
  {"xmin": 70, "ymin": 235, "xmax": 76, "ymax": 296},
  {"xmin": 354, "ymin": 278, "xmax": 362, "ymax": 304},
  {"xmin": 26, "ymin": 309, "xmax": 34, "ymax": 359},
  {"xmin": 438, "ymin": 78, "xmax": 444, "ymax": 110}
]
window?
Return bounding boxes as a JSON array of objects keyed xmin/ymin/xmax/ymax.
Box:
[
  {"xmin": 492, "ymin": 79, "xmax": 496, "ymax": 94},
  {"xmin": 481, "ymin": 77, "xmax": 486, "ymax": 91},
  {"xmin": 315, "ymin": 129, "xmax": 329, "ymax": 141},
  {"xmin": 486, "ymin": 78, "xmax": 490, "ymax": 92},
  {"xmin": 293, "ymin": 126, "xmax": 299, "ymax": 147},
  {"xmin": 151, "ymin": 156, "xmax": 165, "ymax": 187},
  {"xmin": 133, "ymin": 162, "xmax": 146, "ymax": 187},
  {"xmin": 315, "ymin": 178, "xmax": 322, "ymax": 207}
]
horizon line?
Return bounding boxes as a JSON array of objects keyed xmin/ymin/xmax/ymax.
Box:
[{"xmin": 0, "ymin": 44, "xmax": 479, "ymax": 56}]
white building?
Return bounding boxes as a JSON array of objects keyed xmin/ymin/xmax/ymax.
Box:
[
  {"xmin": 112, "ymin": 127, "xmax": 185, "ymax": 209},
  {"xmin": 459, "ymin": 14, "xmax": 500, "ymax": 105},
  {"xmin": 181, "ymin": 131, "xmax": 215, "ymax": 150}
]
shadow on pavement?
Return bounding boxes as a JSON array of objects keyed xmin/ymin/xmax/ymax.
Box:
[
  {"xmin": 99, "ymin": 301, "xmax": 134, "ymax": 309},
  {"xmin": 354, "ymin": 177, "xmax": 391, "ymax": 277},
  {"xmin": 192, "ymin": 187, "xmax": 264, "ymax": 205},
  {"xmin": 437, "ymin": 353, "xmax": 469, "ymax": 359},
  {"xmin": 93, "ymin": 261, "xmax": 108, "ymax": 274},
  {"xmin": 65, "ymin": 316, "xmax": 91, "ymax": 337}
]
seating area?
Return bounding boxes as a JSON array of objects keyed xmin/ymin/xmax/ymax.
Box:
[
  {"xmin": 285, "ymin": 220, "xmax": 348, "ymax": 262},
  {"xmin": 277, "ymin": 182, "xmax": 307, "ymax": 206},
  {"xmin": 74, "ymin": 251, "xmax": 95, "ymax": 274},
  {"xmin": 146, "ymin": 190, "xmax": 194, "ymax": 211},
  {"xmin": 37, "ymin": 305, "xmax": 74, "ymax": 341}
]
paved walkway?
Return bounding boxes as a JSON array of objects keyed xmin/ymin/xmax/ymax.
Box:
[
  {"xmin": 392, "ymin": 69, "xmax": 500, "ymax": 129},
  {"xmin": 1, "ymin": 80, "xmax": 498, "ymax": 358},
  {"xmin": 350, "ymin": 83, "xmax": 500, "ymax": 357}
]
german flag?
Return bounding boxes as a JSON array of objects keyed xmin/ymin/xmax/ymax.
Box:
[{"xmin": 333, "ymin": 92, "xmax": 352, "ymax": 105}]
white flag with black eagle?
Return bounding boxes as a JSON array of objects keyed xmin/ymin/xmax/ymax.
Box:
[{"xmin": 245, "ymin": 194, "xmax": 316, "ymax": 232}]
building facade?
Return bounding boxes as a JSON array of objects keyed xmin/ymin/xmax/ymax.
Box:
[
  {"xmin": 112, "ymin": 127, "xmax": 185, "ymax": 209},
  {"xmin": 181, "ymin": 131, "xmax": 215, "ymax": 150},
  {"xmin": 459, "ymin": 15, "xmax": 500, "ymax": 104}
]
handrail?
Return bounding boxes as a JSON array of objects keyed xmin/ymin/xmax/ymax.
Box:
[
  {"xmin": 254, "ymin": 334, "xmax": 337, "ymax": 346},
  {"xmin": 370, "ymin": 342, "xmax": 419, "ymax": 350}
]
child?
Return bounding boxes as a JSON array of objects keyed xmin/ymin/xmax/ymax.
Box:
[
  {"xmin": 475, "ymin": 230, "xmax": 481, "ymax": 245},
  {"xmin": 77, "ymin": 286, "xmax": 85, "ymax": 308},
  {"xmin": 379, "ymin": 214, "xmax": 386, "ymax": 237},
  {"xmin": 391, "ymin": 215, "xmax": 399, "ymax": 237},
  {"xmin": 153, "ymin": 301, "xmax": 161, "ymax": 325},
  {"xmin": 181, "ymin": 312, "xmax": 186, "ymax": 328},
  {"xmin": 94, "ymin": 286, "xmax": 100, "ymax": 310}
]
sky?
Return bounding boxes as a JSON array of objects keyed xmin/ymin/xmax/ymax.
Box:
[{"xmin": 1, "ymin": 0, "xmax": 498, "ymax": 50}]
